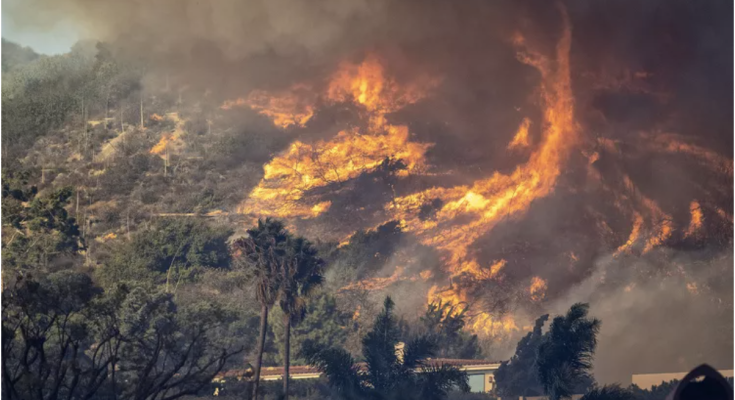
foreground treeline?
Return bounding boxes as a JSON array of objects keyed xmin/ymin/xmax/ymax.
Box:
[
  {"xmin": 1, "ymin": 167, "xmax": 484, "ymax": 399},
  {"xmin": 1, "ymin": 184, "xmax": 701, "ymax": 400}
]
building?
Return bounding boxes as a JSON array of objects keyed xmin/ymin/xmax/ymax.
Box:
[
  {"xmin": 632, "ymin": 369, "xmax": 734, "ymax": 390},
  {"xmin": 216, "ymin": 358, "xmax": 501, "ymax": 393}
]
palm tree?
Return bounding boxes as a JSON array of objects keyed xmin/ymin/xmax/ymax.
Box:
[
  {"xmin": 536, "ymin": 303, "xmax": 601, "ymax": 400},
  {"xmin": 232, "ymin": 218, "xmax": 289, "ymax": 399},
  {"xmin": 303, "ymin": 296, "xmax": 469, "ymax": 400},
  {"xmin": 278, "ymin": 236, "xmax": 324, "ymax": 399}
]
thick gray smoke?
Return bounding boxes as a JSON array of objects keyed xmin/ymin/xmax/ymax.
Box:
[{"xmin": 549, "ymin": 250, "xmax": 733, "ymax": 384}]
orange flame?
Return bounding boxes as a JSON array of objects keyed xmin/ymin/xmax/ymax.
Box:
[
  {"xmin": 684, "ymin": 200, "xmax": 703, "ymax": 238},
  {"xmin": 149, "ymin": 112, "xmax": 185, "ymax": 155},
  {"xmin": 150, "ymin": 133, "xmax": 174, "ymax": 155},
  {"xmin": 508, "ymin": 118, "xmax": 531, "ymax": 150},
  {"xmin": 616, "ymin": 213, "xmax": 644, "ymax": 255},
  {"xmin": 394, "ymin": 13, "xmax": 575, "ymax": 336},
  {"xmin": 427, "ymin": 284, "xmax": 518, "ymax": 337},
  {"xmin": 529, "ymin": 276, "xmax": 548, "ymax": 302},
  {"xmin": 239, "ymin": 56, "xmax": 436, "ymax": 219}
]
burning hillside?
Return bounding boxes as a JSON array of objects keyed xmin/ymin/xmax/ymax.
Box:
[
  {"xmin": 219, "ymin": 2, "xmax": 733, "ymax": 345},
  {"xmin": 8, "ymin": 0, "xmax": 732, "ymax": 384}
]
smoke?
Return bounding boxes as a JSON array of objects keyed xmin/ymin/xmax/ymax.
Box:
[{"xmin": 548, "ymin": 250, "xmax": 733, "ymax": 385}]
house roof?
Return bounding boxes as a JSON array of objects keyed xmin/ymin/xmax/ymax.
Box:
[{"xmin": 216, "ymin": 358, "xmax": 500, "ymax": 381}]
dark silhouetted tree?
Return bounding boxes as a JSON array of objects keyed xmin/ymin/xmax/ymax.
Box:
[
  {"xmin": 303, "ymin": 297, "xmax": 469, "ymax": 400},
  {"xmin": 231, "ymin": 218, "xmax": 289, "ymax": 399},
  {"xmin": 278, "ymin": 236, "xmax": 324, "ymax": 399},
  {"xmin": 494, "ymin": 314, "xmax": 549, "ymax": 398},
  {"xmin": 537, "ymin": 303, "xmax": 600, "ymax": 400}
]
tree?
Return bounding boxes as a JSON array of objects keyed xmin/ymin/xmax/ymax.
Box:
[
  {"xmin": 302, "ymin": 297, "xmax": 470, "ymax": 400},
  {"xmin": 278, "ymin": 236, "xmax": 325, "ymax": 399},
  {"xmin": 2, "ymin": 174, "xmax": 82, "ymax": 274},
  {"xmin": 1, "ymin": 271, "xmax": 243, "ymax": 400},
  {"xmin": 581, "ymin": 385, "xmax": 634, "ymax": 400},
  {"xmin": 494, "ymin": 314, "xmax": 549, "ymax": 398},
  {"xmin": 231, "ymin": 218, "xmax": 289, "ymax": 399},
  {"xmin": 272, "ymin": 292, "xmax": 352, "ymax": 366},
  {"xmin": 99, "ymin": 218, "xmax": 232, "ymax": 288},
  {"xmin": 418, "ymin": 300, "xmax": 482, "ymax": 360},
  {"xmin": 536, "ymin": 303, "xmax": 600, "ymax": 400},
  {"xmin": 1, "ymin": 39, "xmax": 40, "ymax": 73}
]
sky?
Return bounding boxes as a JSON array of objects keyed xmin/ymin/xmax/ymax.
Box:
[{"xmin": 2, "ymin": 0, "xmax": 79, "ymax": 55}]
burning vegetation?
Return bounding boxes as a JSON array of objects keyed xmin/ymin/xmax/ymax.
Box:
[{"xmin": 211, "ymin": 2, "xmax": 734, "ymax": 342}]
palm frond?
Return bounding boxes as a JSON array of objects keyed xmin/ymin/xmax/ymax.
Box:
[
  {"xmin": 402, "ymin": 335, "xmax": 437, "ymax": 369},
  {"xmin": 301, "ymin": 340, "xmax": 363, "ymax": 396},
  {"xmin": 362, "ymin": 296, "xmax": 401, "ymax": 392}
]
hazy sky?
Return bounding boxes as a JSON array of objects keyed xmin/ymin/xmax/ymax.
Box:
[{"xmin": 2, "ymin": 0, "xmax": 79, "ymax": 54}]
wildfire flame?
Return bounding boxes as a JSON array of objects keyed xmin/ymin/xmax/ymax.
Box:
[
  {"xmin": 684, "ymin": 200, "xmax": 704, "ymax": 238},
  {"xmin": 529, "ymin": 276, "xmax": 548, "ymax": 302},
  {"xmin": 616, "ymin": 213, "xmax": 644, "ymax": 255},
  {"xmin": 223, "ymin": 84, "xmax": 316, "ymax": 129},
  {"xmin": 382, "ymin": 10, "xmax": 576, "ymax": 337},
  {"xmin": 230, "ymin": 4, "xmax": 732, "ymax": 339},
  {"xmin": 508, "ymin": 117, "xmax": 531, "ymax": 150},
  {"xmin": 150, "ymin": 112, "xmax": 185, "ymax": 155},
  {"xmin": 238, "ymin": 56, "xmax": 435, "ymax": 219}
]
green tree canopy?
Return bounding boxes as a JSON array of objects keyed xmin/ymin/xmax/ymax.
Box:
[
  {"xmin": 2, "ymin": 172, "xmax": 82, "ymax": 273},
  {"xmin": 272, "ymin": 292, "xmax": 352, "ymax": 366},
  {"xmin": 99, "ymin": 218, "xmax": 232, "ymax": 286}
]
